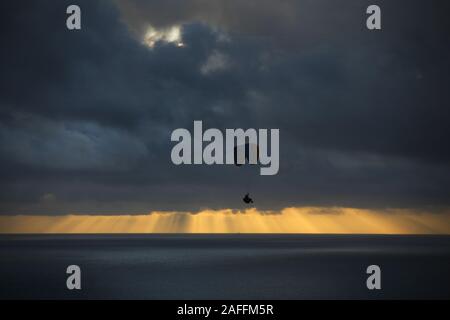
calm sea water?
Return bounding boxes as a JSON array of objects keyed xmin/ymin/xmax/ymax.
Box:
[{"xmin": 0, "ymin": 234, "xmax": 449, "ymax": 299}]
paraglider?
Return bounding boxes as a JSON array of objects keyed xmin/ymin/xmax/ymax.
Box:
[
  {"xmin": 169, "ymin": 121, "xmax": 280, "ymax": 204},
  {"xmin": 234, "ymin": 143, "xmax": 259, "ymax": 166}
]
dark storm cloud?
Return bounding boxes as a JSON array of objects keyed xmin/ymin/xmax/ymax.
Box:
[
  {"xmin": 0, "ymin": 0, "xmax": 449, "ymax": 214},
  {"xmin": 117, "ymin": 0, "xmax": 450, "ymax": 163}
]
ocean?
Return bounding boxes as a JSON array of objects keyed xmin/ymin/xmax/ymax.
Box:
[{"xmin": 0, "ymin": 234, "xmax": 449, "ymax": 299}]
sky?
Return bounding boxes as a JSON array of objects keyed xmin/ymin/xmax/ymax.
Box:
[
  {"xmin": 1, "ymin": 208, "xmax": 450, "ymax": 234},
  {"xmin": 0, "ymin": 0, "xmax": 449, "ymax": 233}
]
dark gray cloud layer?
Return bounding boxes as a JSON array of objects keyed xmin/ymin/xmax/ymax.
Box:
[{"xmin": 0, "ymin": 0, "xmax": 449, "ymax": 214}]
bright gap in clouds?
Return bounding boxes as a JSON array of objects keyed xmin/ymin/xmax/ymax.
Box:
[
  {"xmin": 1, "ymin": 207, "xmax": 450, "ymax": 234},
  {"xmin": 143, "ymin": 25, "xmax": 184, "ymax": 48}
]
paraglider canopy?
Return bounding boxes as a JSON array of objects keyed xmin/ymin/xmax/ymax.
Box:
[{"xmin": 233, "ymin": 143, "xmax": 259, "ymax": 166}]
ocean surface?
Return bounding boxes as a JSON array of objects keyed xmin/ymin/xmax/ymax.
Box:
[{"xmin": 0, "ymin": 234, "xmax": 449, "ymax": 299}]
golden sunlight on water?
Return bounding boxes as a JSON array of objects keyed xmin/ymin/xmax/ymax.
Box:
[{"xmin": 0, "ymin": 207, "xmax": 449, "ymax": 234}]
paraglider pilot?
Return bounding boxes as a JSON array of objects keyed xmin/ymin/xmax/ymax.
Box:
[{"xmin": 243, "ymin": 193, "xmax": 254, "ymax": 204}]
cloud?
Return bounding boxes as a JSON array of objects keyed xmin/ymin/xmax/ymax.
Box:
[
  {"xmin": 0, "ymin": 0, "xmax": 449, "ymax": 214},
  {"xmin": 0, "ymin": 113, "xmax": 148, "ymax": 171},
  {"xmin": 1, "ymin": 207, "xmax": 450, "ymax": 234},
  {"xmin": 143, "ymin": 25, "xmax": 184, "ymax": 48},
  {"xmin": 200, "ymin": 50, "xmax": 230, "ymax": 75}
]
